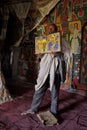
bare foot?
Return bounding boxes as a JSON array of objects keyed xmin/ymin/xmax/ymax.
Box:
[{"xmin": 21, "ymin": 109, "xmax": 35, "ymax": 115}]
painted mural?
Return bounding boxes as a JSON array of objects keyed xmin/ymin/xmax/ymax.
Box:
[
  {"xmin": 80, "ymin": 22, "xmax": 87, "ymax": 84},
  {"xmin": 24, "ymin": 0, "xmax": 87, "ymax": 84},
  {"xmin": 68, "ymin": 21, "xmax": 81, "ymax": 80},
  {"xmin": 68, "ymin": 20, "xmax": 81, "ymax": 54},
  {"xmin": 35, "ymin": 0, "xmax": 87, "ymax": 84}
]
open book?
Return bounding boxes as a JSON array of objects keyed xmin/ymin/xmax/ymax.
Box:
[{"xmin": 35, "ymin": 32, "xmax": 61, "ymax": 54}]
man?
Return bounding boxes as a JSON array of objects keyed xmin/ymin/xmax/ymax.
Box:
[{"xmin": 21, "ymin": 24, "xmax": 64, "ymax": 117}]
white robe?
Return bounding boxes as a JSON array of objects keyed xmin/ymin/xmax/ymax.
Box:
[{"xmin": 35, "ymin": 54, "xmax": 58, "ymax": 91}]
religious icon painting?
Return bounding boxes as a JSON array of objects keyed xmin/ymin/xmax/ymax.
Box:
[{"xmin": 35, "ymin": 32, "xmax": 61, "ymax": 54}]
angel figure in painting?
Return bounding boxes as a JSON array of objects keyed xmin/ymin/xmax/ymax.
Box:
[{"xmin": 69, "ymin": 23, "xmax": 81, "ymax": 54}]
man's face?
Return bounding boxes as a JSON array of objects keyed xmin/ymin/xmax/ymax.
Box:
[{"xmin": 48, "ymin": 25, "xmax": 55, "ymax": 34}]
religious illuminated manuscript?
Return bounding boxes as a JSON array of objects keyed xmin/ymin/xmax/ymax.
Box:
[{"xmin": 35, "ymin": 32, "xmax": 61, "ymax": 54}]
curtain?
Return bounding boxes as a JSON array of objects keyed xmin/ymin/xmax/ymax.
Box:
[
  {"xmin": 0, "ymin": 6, "xmax": 9, "ymax": 46},
  {"xmin": 10, "ymin": 0, "xmax": 60, "ymax": 46},
  {"xmin": 30, "ymin": 0, "xmax": 60, "ymax": 31},
  {"xmin": 11, "ymin": 2, "xmax": 31, "ymax": 46}
]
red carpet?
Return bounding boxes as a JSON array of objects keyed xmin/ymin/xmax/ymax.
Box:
[
  {"xmin": 0, "ymin": 88, "xmax": 87, "ymax": 130},
  {"xmin": 74, "ymin": 78, "xmax": 87, "ymax": 90}
]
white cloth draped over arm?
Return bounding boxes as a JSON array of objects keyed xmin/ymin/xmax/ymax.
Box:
[{"xmin": 35, "ymin": 54, "xmax": 58, "ymax": 91}]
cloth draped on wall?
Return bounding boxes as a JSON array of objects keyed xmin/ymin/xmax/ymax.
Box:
[
  {"xmin": 31, "ymin": 0, "xmax": 60, "ymax": 30},
  {"xmin": 0, "ymin": 6, "xmax": 9, "ymax": 50},
  {"xmin": 0, "ymin": 0, "xmax": 60, "ymax": 47},
  {"xmin": 10, "ymin": 2, "xmax": 31, "ymax": 47},
  {"xmin": 0, "ymin": 8, "xmax": 12, "ymax": 104},
  {"xmin": 0, "ymin": 71, "xmax": 12, "ymax": 104},
  {"xmin": 0, "ymin": 55, "xmax": 12, "ymax": 104},
  {"xmin": 12, "ymin": 0, "xmax": 60, "ymax": 47}
]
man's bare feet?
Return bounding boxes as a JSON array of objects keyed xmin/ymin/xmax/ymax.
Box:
[{"xmin": 21, "ymin": 109, "xmax": 35, "ymax": 115}]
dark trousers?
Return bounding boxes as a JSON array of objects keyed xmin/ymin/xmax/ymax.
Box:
[{"xmin": 30, "ymin": 73, "xmax": 61, "ymax": 114}]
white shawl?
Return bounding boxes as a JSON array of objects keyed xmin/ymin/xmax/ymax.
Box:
[{"xmin": 35, "ymin": 53, "xmax": 58, "ymax": 91}]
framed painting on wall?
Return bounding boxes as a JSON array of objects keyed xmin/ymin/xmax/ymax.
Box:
[{"xmin": 35, "ymin": 32, "xmax": 61, "ymax": 54}]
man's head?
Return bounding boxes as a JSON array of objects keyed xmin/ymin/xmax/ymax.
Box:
[{"xmin": 48, "ymin": 24, "xmax": 57, "ymax": 34}]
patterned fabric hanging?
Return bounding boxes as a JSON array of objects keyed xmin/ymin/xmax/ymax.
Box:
[{"xmin": 0, "ymin": 71, "xmax": 12, "ymax": 104}]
